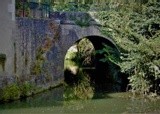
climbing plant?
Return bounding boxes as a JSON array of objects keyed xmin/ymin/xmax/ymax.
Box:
[{"xmin": 31, "ymin": 20, "xmax": 60, "ymax": 75}]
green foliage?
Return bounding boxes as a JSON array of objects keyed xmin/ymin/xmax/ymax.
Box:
[
  {"xmin": 64, "ymin": 38, "xmax": 95, "ymax": 70},
  {"xmin": 19, "ymin": 81, "xmax": 33, "ymax": 97},
  {"xmin": 0, "ymin": 82, "xmax": 37, "ymax": 102},
  {"xmin": 64, "ymin": 71, "xmax": 94, "ymax": 100},
  {"xmin": 95, "ymin": 2, "xmax": 160, "ymax": 95},
  {"xmin": 96, "ymin": 44, "xmax": 120, "ymax": 65},
  {"xmin": 0, "ymin": 84, "xmax": 20, "ymax": 102},
  {"xmin": 64, "ymin": 38, "xmax": 95, "ymax": 100},
  {"xmin": 73, "ymin": 16, "xmax": 91, "ymax": 27},
  {"xmin": 16, "ymin": 0, "xmax": 30, "ymax": 17},
  {"xmin": 52, "ymin": 2, "xmax": 90, "ymax": 12},
  {"xmin": 77, "ymin": 38, "xmax": 95, "ymax": 66},
  {"xmin": 69, "ymin": 13, "xmax": 92, "ymax": 27},
  {"xmin": 51, "ymin": 0, "xmax": 160, "ymax": 12},
  {"xmin": 31, "ymin": 47, "xmax": 45, "ymax": 75}
]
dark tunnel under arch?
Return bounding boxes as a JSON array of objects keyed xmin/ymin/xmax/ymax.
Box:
[
  {"xmin": 64, "ymin": 35, "xmax": 128, "ymax": 93},
  {"xmin": 85, "ymin": 35, "xmax": 120, "ymax": 54}
]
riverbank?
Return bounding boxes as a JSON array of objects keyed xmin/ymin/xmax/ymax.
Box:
[
  {"xmin": 0, "ymin": 80, "xmax": 63, "ymax": 103},
  {"xmin": 0, "ymin": 87, "xmax": 160, "ymax": 114}
]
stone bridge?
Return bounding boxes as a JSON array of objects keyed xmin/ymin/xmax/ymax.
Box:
[{"xmin": 0, "ymin": 12, "xmax": 120, "ymax": 91}]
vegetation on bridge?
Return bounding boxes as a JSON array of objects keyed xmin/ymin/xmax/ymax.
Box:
[
  {"xmin": 64, "ymin": 0, "xmax": 160, "ymax": 98},
  {"xmin": 64, "ymin": 38, "xmax": 95, "ymax": 100},
  {"xmin": 95, "ymin": 1, "xmax": 160, "ymax": 96},
  {"xmin": 1, "ymin": 0, "xmax": 159, "ymax": 102}
]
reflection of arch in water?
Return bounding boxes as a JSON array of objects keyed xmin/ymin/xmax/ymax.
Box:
[{"xmin": 64, "ymin": 35, "xmax": 128, "ymax": 92}]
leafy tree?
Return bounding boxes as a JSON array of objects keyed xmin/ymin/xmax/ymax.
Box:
[
  {"xmin": 95, "ymin": 1, "xmax": 160, "ymax": 95},
  {"xmin": 50, "ymin": 0, "xmax": 160, "ymax": 96}
]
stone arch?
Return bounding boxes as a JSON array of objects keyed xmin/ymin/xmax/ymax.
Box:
[
  {"xmin": 62, "ymin": 34, "xmax": 119, "ymax": 59},
  {"xmin": 63, "ymin": 35, "xmax": 123, "ymax": 92},
  {"xmin": 81, "ymin": 35, "xmax": 120, "ymax": 53}
]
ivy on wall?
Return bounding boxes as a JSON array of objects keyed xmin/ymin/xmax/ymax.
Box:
[{"xmin": 30, "ymin": 21, "xmax": 60, "ymax": 75}]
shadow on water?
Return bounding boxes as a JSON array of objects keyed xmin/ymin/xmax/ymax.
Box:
[
  {"xmin": 0, "ymin": 86, "xmax": 64, "ymax": 110},
  {"xmin": 0, "ymin": 85, "xmax": 160, "ymax": 114},
  {"xmin": 64, "ymin": 36, "xmax": 129, "ymax": 100},
  {"xmin": 0, "ymin": 36, "xmax": 159, "ymax": 113}
]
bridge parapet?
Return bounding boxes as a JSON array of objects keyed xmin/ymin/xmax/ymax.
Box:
[{"xmin": 50, "ymin": 12, "xmax": 100, "ymax": 26}]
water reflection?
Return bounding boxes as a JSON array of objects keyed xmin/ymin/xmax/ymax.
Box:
[
  {"xmin": 0, "ymin": 87, "xmax": 160, "ymax": 114},
  {"xmin": 0, "ymin": 86, "xmax": 64, "ymax": 109}
]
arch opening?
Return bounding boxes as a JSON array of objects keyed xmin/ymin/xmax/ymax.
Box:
[{"xmin": 64, "ymin": 35, "xmax": 128, "ymax": 94}]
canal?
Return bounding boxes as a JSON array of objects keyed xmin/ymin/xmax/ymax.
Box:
[{"xmin": 0, "ymin": 86, "xmax": 160, "ymax": 114}]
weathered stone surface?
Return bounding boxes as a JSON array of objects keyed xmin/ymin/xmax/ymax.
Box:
[
  {"xmin": 0, "ymin": 0, "xmax": 15, "ymax": 75},
  {"xmin": 0, "ymin": 74, "xmax": 15, "ymax": 88},
  {"xmin": 0, "ymin": 12, "xmax": 117, "ymax": 92}
]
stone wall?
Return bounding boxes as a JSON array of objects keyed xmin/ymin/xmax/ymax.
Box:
[
  {"xmin": 13, "ymin": 18, "xmax": 63, "ymax": 89},
  {"xmin": 12, "ymin": 12, "xmax": 101, "ymax": 89},
  {"xmin": 0, "ymin": 0, "xmax": 15, "ymax": 74},
  {"xmin": 0, "ymin": 0, "xmax": 16, "ymax": 89},
  {"xmin": 0, "ymin": 12, "xmax": 103, "ymax": 91}
]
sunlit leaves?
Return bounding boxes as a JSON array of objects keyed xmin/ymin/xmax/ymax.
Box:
[{"xmin": 95, "ymin": 2, "xmax": 160, "ymax": 95}]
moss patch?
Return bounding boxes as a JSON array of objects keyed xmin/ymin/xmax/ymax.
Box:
[{"xmin": 0, "ymin": 83, "xmax": 20, "ymax": 102}]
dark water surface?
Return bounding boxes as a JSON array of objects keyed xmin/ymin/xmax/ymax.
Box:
[{"xmin": 0, "ymin": 86, "xmax": 160, "ymax": 114}]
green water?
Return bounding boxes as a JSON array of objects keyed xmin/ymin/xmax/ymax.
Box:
[{"xmin": 0, "ymin": 87, "xmax": 160, "ymax": 114}]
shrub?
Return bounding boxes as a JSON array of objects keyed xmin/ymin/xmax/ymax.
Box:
[
  {"xmin": 19, "ymin": 81, "xmax": 33, "ymax": 97},
  {"xmin": 95, "ymin": 2, "xmax": 160, "ymax": 95},
  {"xmin": 1, "ymin": 84, "xmax": 20, "ymax": 102},
  {"xmin": 64, "ymin": 70, "xmax": 94, "ymax": 100}
]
